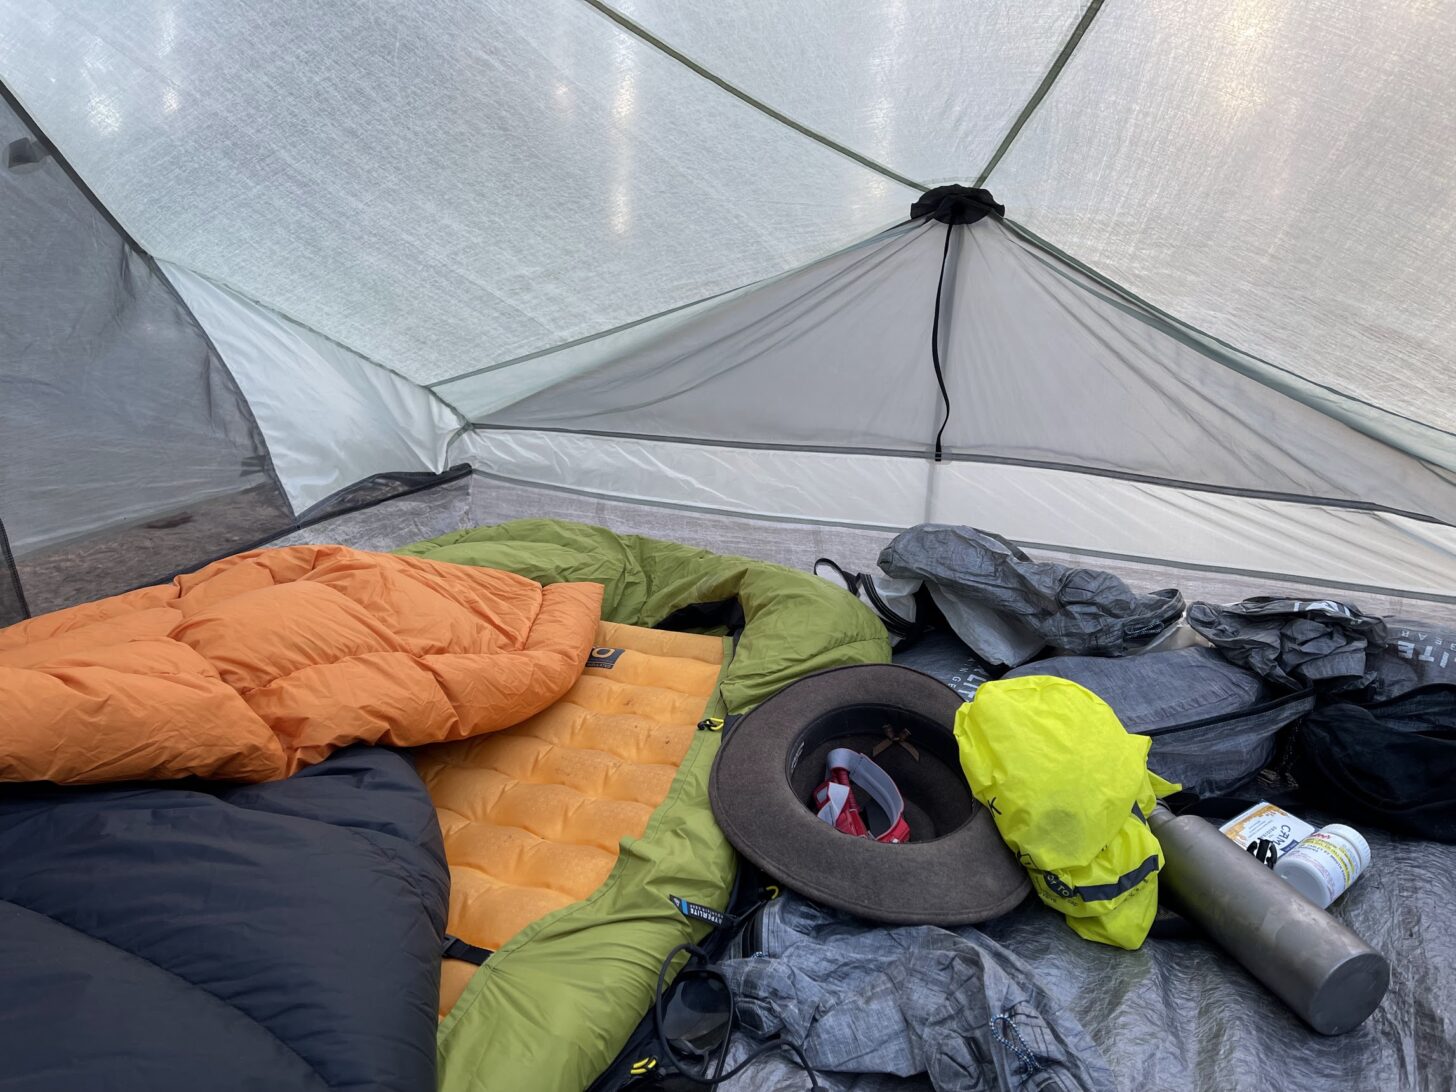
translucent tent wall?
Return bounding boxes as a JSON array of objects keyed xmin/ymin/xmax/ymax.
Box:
[{"xmin": 2, "ymin": 0, "xmax": 1454, "ymax": 625}]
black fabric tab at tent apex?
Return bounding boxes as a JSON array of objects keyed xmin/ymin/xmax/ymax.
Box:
[{"xmin": 911, "ymin": 185, "xmax": 1005, "ymax": 225}]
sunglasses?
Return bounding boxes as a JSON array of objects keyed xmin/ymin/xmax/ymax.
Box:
[{"xmin": 651, "ymin": 942, "xmax": 823, "ymax": 1090}]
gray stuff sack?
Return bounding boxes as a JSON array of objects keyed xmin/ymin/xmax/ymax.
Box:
[
  {"xmin": 1186, "ymin": 597, "xmax": 1388, "ymax": 692},
  {"xmin": 715, "ymin": 893, "xmax": 1114, "ymax": 1092},
  {"xmin": 878, "ymin": 525, "xmax": 1183, "ymax": 668},
  {"xmin": 1003, "ymin": 647, "xmax": 1313, "ymax": 795},
  {"xmin": 1365, "ymin": 618, "xmax": 1456, "ymax": 701}
]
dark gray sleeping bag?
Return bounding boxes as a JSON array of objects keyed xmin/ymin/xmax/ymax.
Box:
[{"xmin": 0, "ymin": 746, "xmax": 449, "ymax": 1092}]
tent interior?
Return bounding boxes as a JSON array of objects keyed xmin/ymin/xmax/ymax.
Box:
[{"xmin": 2, "ymin": 2, "xmax": 1454, "ymax": 1090}]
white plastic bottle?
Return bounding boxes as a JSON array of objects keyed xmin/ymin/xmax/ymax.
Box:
[{"xmin": 1272, "ymin": 824, "xmax": 1372, "ymax": 909}]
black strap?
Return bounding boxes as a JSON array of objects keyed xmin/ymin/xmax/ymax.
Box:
[
  {"xmin": 442, "ymin": 934, "xmax": 492, "ymax": 965},
  {"xmin": 814, "ymin": 557, "xmax": 920, "ymax": 640},
  {"xmin": 930, "ymin": 222, "xmax": 954, "ymax": 462},
  {"xmin": 911, "ymin": 185, "xmax": 1003, "ymax": 463},
  {"xmin": 811, "ymin": 557, "xmax": 862, "ymax": 597}
]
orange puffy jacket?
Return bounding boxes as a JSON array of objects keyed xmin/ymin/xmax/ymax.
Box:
[{"xmin": 0, "ymin": 546, "xmax": 602, "ymax": 783}]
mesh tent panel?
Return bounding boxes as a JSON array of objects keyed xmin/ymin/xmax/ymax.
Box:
[
  {"xmin": 0, "ymin": 518, "xmax": 28, "ymax": 627},
  {"xmin": 0, "ymin": 84, "xmax": 296, "ymax": 615}
]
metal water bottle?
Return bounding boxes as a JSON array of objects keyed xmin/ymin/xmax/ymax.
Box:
[{"xmin": 1148, "ymin": 805, "xmax": 1389, "ymax": 1034}]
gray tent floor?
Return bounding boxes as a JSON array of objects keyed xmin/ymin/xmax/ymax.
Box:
[
  {"xmin": 280, "ymin": 472, "xmax": 1455, "ymax": 1092},
  {"xmin": 17, "ymin": 473, "xmax": 1452, "ymax": 1090}
]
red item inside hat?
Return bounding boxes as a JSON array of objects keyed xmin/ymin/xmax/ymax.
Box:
[{"xmin": 811, "ymin": 748, "xmax": 910, "ymax": 844}]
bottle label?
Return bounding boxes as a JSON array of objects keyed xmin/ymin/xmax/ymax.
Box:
[
  {"xmin": 1300, "ymin": 833, "xmax": 1361, "ymax": 888},
  {"xmin": 1274, "ymin": 829, "xmax": 1368, "ymax": 905},
  {"xmin": 1219, "ymin": 802, "xmax": 1315, "ymax": 858}
]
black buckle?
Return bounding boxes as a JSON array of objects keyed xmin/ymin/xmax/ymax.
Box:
[{"xmin": 442, "ymin": 934, "xmax": 493, "ymax": 965}]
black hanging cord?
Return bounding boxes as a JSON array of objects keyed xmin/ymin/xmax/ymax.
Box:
[
  {"xmin": 930, "ymin": 222, "xmax": 955, "ymax": 462},
  {"xmin": 909, "ymin": 185, "xmax": 1005, "ymax": 463}
]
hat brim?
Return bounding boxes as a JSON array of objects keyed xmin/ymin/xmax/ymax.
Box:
[{"xmin": 709, "ymin": 664, "xmax": 1030, "ymax": 925}]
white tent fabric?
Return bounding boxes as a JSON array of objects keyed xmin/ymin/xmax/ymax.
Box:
[
  {"xmin": 467, "ymin": 218, "xmax": 1456, "ymax": 509},
  {"xmin": 453, "ymin": 214, "xmax": 1456, "ymax": 594},
  {"xmin": 989, "ymin": 0, "xmax": 1456, "ymax": 432},
  {"xmin": 2, "ymin": 0, "xmax": 1455, "ymax": 604},
  {"xmin": 0, "ymin": 0, "xmax": 915, "ymax": 384},
  {"xmin": 609, "ymin": 0, "xmax": 1089, "ymax": 184},
  {"xmin": 460, "ymin": 431, "xmax": 1456, "ymax": 601},
  {"xmin": 163, "ymin": 263, "xmax": 459, "ymax": 512}
]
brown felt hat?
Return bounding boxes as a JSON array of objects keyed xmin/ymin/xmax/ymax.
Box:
[{"xmin": 709, "ymin": 663, "xmax": 1029, "ymax": 925}]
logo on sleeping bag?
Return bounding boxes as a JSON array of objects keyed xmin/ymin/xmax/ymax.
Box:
[{"xmin": 587, "ymin": 647, "xmax": 624, "ymax": 669}]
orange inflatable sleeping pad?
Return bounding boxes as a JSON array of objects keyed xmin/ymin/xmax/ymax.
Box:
[{"xmin": 416, "ymin": 620, "xmax": 727, "ymax": 1016}]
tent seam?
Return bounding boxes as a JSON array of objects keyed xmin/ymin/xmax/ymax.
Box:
[
  {"xmin": 576, "ymin": 0, "xmax": 927, "ymax": 191},
  {"xmin": 160, "ymin": 263, "xmax": 468, "ymax": 436},
  {"xmin": 468, "ymin": 229, "xmax": 931, "ymax": 421},
  {"xmin": 974, "ymin": 0, "xmax": 1106, "ymax": 187},
  {"xmin": 463, "ymin": 424, "xmax": 1451, "ymax": 527},
  {"xmin": 428, "ymin": 218, "xmax": 922, "ymax": 391}
]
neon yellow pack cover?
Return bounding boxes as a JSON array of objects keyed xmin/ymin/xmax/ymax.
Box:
[{"xmin": 955, "ymin": 675, "xmax": 1179, "ymax": 950}]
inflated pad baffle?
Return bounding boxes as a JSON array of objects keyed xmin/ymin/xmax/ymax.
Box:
[{"xmin": 415, "ymin": 620, "xmax": 725, "ymax": 1015}]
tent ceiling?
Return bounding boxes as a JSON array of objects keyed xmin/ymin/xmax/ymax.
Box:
[
  {"xmin": 609, "ymin": 0, "xmax": 1088, "ymax": 186},
  {"xmin": 988, "ymin": 0, "xmax": 1456, "ymax": 432},
  {"xmin": 0, "ymin": 0, "xmax": 915, "ymax": 386},
  {"xmin": 3, "ymin": 0, "xmax": 1456, "ymax": 569},
  {"xmin": 4, "ymin": 0, "xmax": 1453, "ymax": 438},
  {"xmin": 474, "ymin": 217, "xmax": 1456, "ymax": 524}
]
